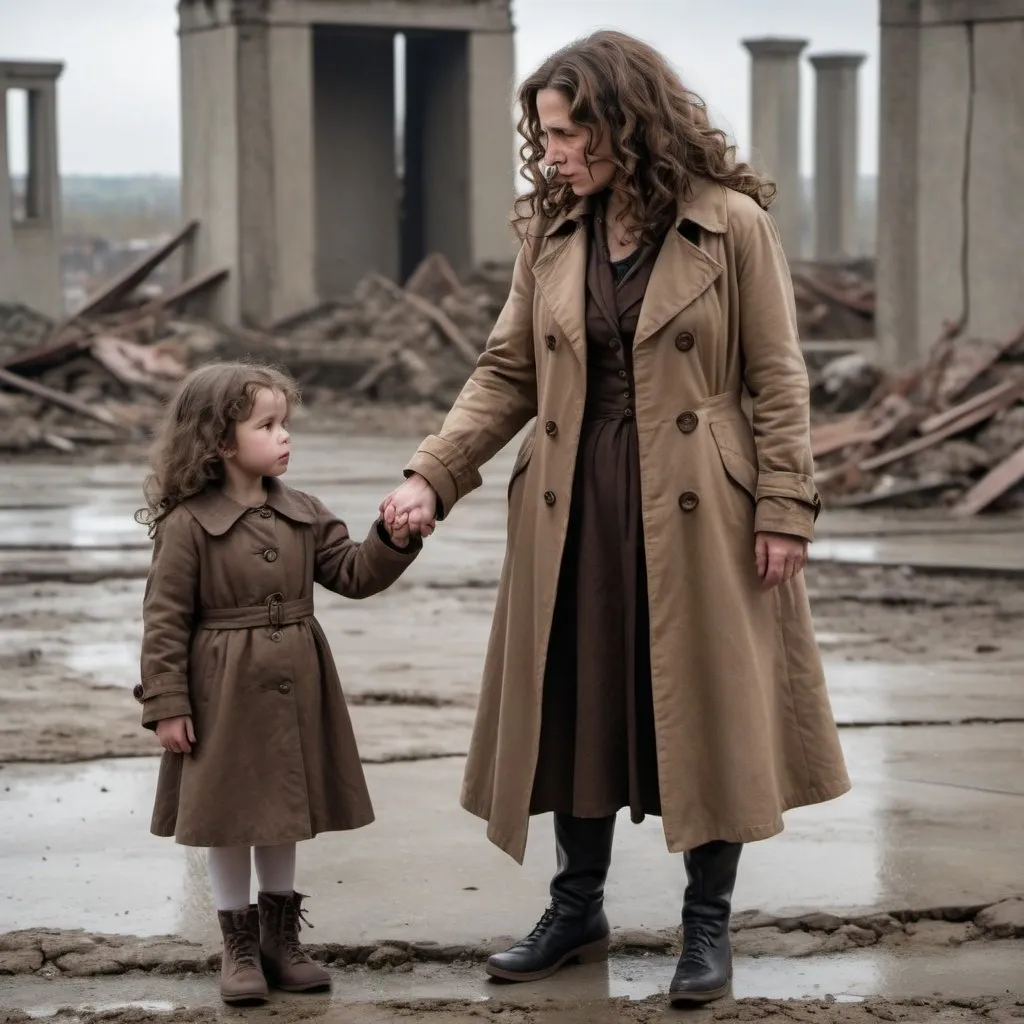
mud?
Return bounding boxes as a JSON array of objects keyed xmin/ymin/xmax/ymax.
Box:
[
  {"xmin": 1, "ymin": 995, "xmax": 1023, "ymax": 1024},
  {"xmin": 2, "ymin": 900, "xmax": 1022, "ymax": 979},
  {"xmin": 2, "ymin": 561, "xmax": 1024, "ymax": 766}
]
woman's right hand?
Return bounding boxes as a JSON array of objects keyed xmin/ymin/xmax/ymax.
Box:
[
  {"xmin": 155, "ymin": 715, "xmax": 196, "ymax": 755},
  {"xmin": 380, "ymin": 473, "xmax": 438, "ymax": 537}
]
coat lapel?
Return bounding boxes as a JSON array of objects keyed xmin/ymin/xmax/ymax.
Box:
[
  {"xmin": 633, "ymin": 179, "xmax": 729, "ymax": 348},
  {"xmin": 633, "ymin": 227, "xmax": 723, "ymax": 348},
  {"xmin": 532, "ymin": 214, "xmax": 589, "ymax": 367}
]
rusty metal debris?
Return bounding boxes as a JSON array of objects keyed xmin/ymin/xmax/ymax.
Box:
[{"xmin": 813, "ymin": 326, "xmax": 1024, "ymax": 513}]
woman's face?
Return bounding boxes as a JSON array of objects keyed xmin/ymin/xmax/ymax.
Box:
[{"xmin": 536, "ymin": 87, "xmax": 616, "ymax": 196}]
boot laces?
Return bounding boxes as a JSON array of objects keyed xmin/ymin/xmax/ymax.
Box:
[
  {"xmin": 282, "ymin": 894, "xmax": 316, "ymax": 965},
  {"xmin": 226, "ymin": 929, "xmax": 259, "ymax": 971},
  {"xmin": 521, "ymin": 903, "xmax": 560, "ymax": 947},
  {"xmin": 683, "ymin": 923, "xmax": 716, "ymax": 969}
]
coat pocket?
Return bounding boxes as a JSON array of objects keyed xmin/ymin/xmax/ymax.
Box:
[
  {"xmin": 709, "ymin": 420, "xmax": 758, "ymax": 503},
  {"xmin": 507, "ymin": 427, "xmax": 536, "ymax": 500}
]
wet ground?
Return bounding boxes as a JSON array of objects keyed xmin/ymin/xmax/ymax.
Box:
[{"xmin": 1, "ymin": 432, "xmax": 1023, "ymax": 1021}]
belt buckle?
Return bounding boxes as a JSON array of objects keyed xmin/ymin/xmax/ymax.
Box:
[{"xmin": 265, "ymin": 592, "xmax": 284, "ymax": 628}]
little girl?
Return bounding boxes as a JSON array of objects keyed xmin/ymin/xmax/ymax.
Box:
[{"xmin": 134, "ymin": 362, "xmax": 419, "ymax": 1005}]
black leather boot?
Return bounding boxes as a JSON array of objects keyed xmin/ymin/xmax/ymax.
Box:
[
  {"xmin": 486, "ymin": 813, "xmax": 615, "ymax": 982},
  {"xmin": 669, "ymin": 840, "xmax": 742, "ymax": 1005}
]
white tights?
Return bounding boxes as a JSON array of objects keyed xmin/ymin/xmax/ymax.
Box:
[{"xmin": 207, "ymin": 843, "xmax": 297, "ymax": 911}]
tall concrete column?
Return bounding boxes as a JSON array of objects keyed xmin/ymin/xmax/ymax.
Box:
[
  {"xmin": 877, "ymin": 0, "xmax": 1024, "ymax": 367},
  {"xmin": 0, "ymin": 72, "xmax": 15, "ymax": 296},
  {"xmin": 0, "ymin": 61, "xmax": 64, "ymax": 316},
  {"xmin": 468, "ymin": 29, "xmax": 517, "ymax": 266},
  {"xmin": 810, "ymin": 53, "xmax": 865, "ymax": 260},
  {"xmin": 742, "ymin": 37, "xmax": 808, "ymax": 259}
]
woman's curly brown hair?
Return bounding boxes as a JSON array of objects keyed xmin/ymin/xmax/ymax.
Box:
[
  {"xmin": 512, "ymin": 30, "xmax": 775, "ymax": 242},
  {"xmin": 135, "ymin": 361, "xmax": 300, "ymax": 533}
]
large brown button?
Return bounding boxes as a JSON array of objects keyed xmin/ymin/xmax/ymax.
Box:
[
  {"xmin": 675, "ymin": 332, "xmax": 695, "ymax": 352},
  {"xmin": 543, "ymin": 490, "xmax": 556, "ymax": 506},
  {"xmin": 608, "ymin": 339, "xmax": 620, "ymax": 350},
  {"xmin": 678, "ymin": 491, "xmax": 699, "ymax": 512},
  {"xmin": 271, "ymin": 630, "xmax": 284, "ymax": 642},
  {"xmin": 544, "ymin": 420, "xmax": 558, "ymax": 436},
  {"xmin": 677, "ymin": 411, "xmax": 699, "ymax": 433},
  {"xmin": 617, "ymin": 370, "xmax": 627, "ymax": 380},
  {"xmin": 278, "ymin": 681, "xmax": 292, "ymax": 694},
  {"xmin": 132, "ymin": 684, "xmax": 144, "ymax": 703},
  {"xmin": 263, "ymin": 548, "xmax": 278, "ymax": 563},
  {"xmin": 259, "ymin": 507, "xmax": 273, "ymax": 519},
  {"xmin": 545, "ymin": 334, "xmax": 557, "ymax": 350}
]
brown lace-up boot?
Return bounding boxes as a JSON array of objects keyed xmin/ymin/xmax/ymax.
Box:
[
  {"xmin": 258, "ymin": 891, "xmax": 331, "ymax": 992},
  {"xmin": 217, "ymin": 906, "xmax": 269, "ymax": 1005}
]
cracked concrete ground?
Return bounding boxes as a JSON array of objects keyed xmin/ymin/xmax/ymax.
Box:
[{"xmin": 1, "ymin": 433, "xmax": 1023, "ymax": 1020}]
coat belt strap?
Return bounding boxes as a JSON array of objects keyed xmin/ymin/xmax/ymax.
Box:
[{"xmin": 198, "ymin": 595, "xmax": 314, "ymax": 630}]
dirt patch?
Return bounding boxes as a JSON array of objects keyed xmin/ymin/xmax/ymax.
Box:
[
  {"xmin": 2, "ymin": 996, "xmax": 1023, "ymax": 1024},
  {"xmin": 2, "ymin": 902, "xmax": 1021, "ymax": 979},
  {"xmin": 1, "ymin": 561, "xmax": 1023, "ymax": 766}
]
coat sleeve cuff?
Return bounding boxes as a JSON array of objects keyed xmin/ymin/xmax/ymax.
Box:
[
  {"xmin": 756, "ymin": 469, "xmax": 819, "ymax": 508},
  {"xmin": 404, "ymin": 435, "xmax": 482, "ymax": 521},
  {"xmin": 140, "ymin": 691, "xmax": 194, "ymax": 730},
  {"xmin": 372, "ymin": 520, "xmax": 423, "ymax": 557},
  {"xmin": 755, "ymin": 496, "xmax": 818, "ymax": 542}
]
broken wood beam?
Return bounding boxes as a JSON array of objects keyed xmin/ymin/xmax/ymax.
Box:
[
  {"xmin": 402, "ymin": 292, "xmax": 478, "ymax": 364},
  {"xmin": 75, "ymin": 220, "xmax": 199, "ymax": 320},
  {"xmin": 859, "ymin": 387, "xmax": 1021, "ymax": 473},
  {"xmin": 155, "ymin": 266, "xmax": 229, "ymax": 312},
  {"xmin": 951, "ymin": 443, "xmax": 1024, "ymax": 517},
  {"xmin": 918, "ymin": 375, "xmax": 1024, "ymax": 436},
  {"xmin": 0, "ymin": 366, "xmax": 121, "ymax": 427}
]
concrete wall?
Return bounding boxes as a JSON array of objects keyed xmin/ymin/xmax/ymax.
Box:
[
  {"xmin": 877, "ymin": 0, "xmax": 1024, "ymax": 365},
  {"xmin": 404, "ymin": 32, "xmax": 471, "ymax": 281},
  {"xmin": 0, "ymin": 63, "xmax": 63, "ymax": 317},
  {"xmin": 313, "ymin": 28, "xmax": 398, "ymax": 296}
]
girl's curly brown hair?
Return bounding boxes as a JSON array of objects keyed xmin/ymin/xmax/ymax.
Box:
[
  {"xmin": 512, "ymin": 30, "xmax": 775, "ymax": 242},
  {"xmin": 135, "ymin": 361, "xmax": 300, "ymax": 532}
]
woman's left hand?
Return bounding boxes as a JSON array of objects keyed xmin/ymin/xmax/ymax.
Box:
[{"xmin": 755, "ymin": 532, "xmax": 808, "ymax": 590}]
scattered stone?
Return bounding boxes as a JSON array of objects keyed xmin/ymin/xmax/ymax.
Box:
[
  {"xmin": 975, "ymin": 899, "xmax": 1024, "ymax": 939},
  {"xmin": 731, "ymin": 926, "xmax": 826, "ymax": 958},
  {"xmin": 366, "ymin": 944, "xmax": 411, "ymax": 969},
  {"xmin": 0, "ymin": 948, "xmax": 43, "ymax": 974}
]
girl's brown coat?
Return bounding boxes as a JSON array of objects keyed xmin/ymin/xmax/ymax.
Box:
[
  {"xmin": 136, "ymin": 480, "xmax": 419, "ymax": 846},
  {"xmin": 406, "ymin": 180, "xmax": 850, "ymax": 863}
]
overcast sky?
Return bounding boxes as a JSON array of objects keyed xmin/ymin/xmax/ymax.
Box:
[{"xmin": 1, "ymin": 0, "xmax": 879, "ymax": 177}]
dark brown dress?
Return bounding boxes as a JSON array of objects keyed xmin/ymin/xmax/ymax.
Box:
[{"xmin": 530, "ymin": 202, "xmax": 668, "ymax": 824}]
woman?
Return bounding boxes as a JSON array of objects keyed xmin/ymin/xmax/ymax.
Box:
[{"xmin": 381, "ymin": 30, "xmax": 850, "ymax": 1005}]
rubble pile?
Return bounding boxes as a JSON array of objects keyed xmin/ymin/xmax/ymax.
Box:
[
  {"xmin": 0, "ymin": 232, "xmax": 506, "ymax": 453},
  {"xmin": 791, "ymin": 258, "xmax": 874, "ymax": 341},
  {"xmin": 811, "ymin": 327, "xmax": 1024, "ymax": 514}
]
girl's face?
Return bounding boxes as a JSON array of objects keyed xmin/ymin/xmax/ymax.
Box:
[
  {"xmin": 225, "ymin": 387, "xmax": 291, "ymax": 479},
  {"xmin": 536, "ymin": 87, "xmax": 616, "ymax": 196}
]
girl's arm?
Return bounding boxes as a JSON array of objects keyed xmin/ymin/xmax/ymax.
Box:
[
  {"xmin": 313, "ymin": 497, "xmax": 421, "ymax": 599},
  {"xmin": 136, "ymin": 509, "xmax": 199, "ymax": 729}
]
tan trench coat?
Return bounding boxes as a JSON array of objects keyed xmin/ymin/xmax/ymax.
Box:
[
  {"xmin": 406, "ymin": 179, "xmax": 850, "ymax": 864},
  {"xmin": 135, "ymin": 479, "xmax": 419, "ymax": 847}
]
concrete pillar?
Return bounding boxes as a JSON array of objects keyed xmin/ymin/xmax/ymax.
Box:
[
  {"xmin": 0, "ymin": 61, "xmax": 64, "ymax": 317},
  {"xmin": 877, "ymin": 0, "xmax": 1024, "ymax": 367},
  {"xmin": 742, "ymin": 37, "xmax": 808, "ymax": 259},
  {"xmin": 0, "ymin": 73, "xmax": 15, "ymax": 297},
  {"xmin": 178, "ymin": 0, "xmax": 515, "ymax": 324},
  {"xmin": 468, "ymin": 29, "xmax": 517, "ymax": 266},
  {"xmin": 810, "ymin": 53, "xmax": 866, "ymax": 260}
]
